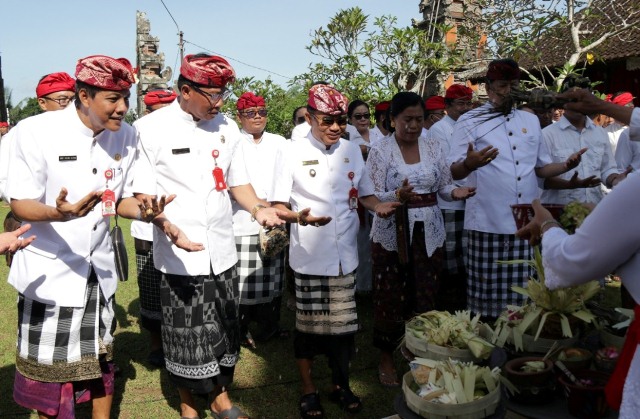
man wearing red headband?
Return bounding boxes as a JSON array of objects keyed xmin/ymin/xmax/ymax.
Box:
[
  {"xmin": 427, "ymin": 84, "xmax": 474, "ymax": 311},
  {"xmin": 133, "ymin": 53, "xmax": 286, "ymax": 419},
  {"xmin": 143, "ymin": 88, "xmax": 177, "ymax": 114},
  {"xmin": 36, "ymin": 72, "xmax": 76, "ymax": 111},
  {"xmin": 448, "ymin": 59, "xmax": 586, "ymax": 319},
  {"xmin": 370, "ymin": 100, "xmax": 390, "ymax": 147},
  {"xmin": 423, "ymin": 95, "xmax": 446, "ymax": 135},
  {"xmin": 7, "ymin": 55, "xmax": 156, "ymax": 419},
  {"xmin": 232, "ymin": 91, "xmax": 289, "ymax": 349},
  {"xmin": 0, "ymin": 72, "xmax": 76, "ymax": 265},
  {"xmin": 606, "ymin": 91, "xmax": 635, "ymax": 156},
  {"xmin": 271, "ymin": 84, "xmax": 399, "ymax": 418}
]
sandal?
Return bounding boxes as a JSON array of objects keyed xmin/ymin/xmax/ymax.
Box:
[
  {"xmin": 328, "ymin": 387, "xmax": 362, "ymax": 414},
  {"xmin": 299, "ymin": 392, "xmax": 324, "ymax": 419},
  {"xmin": 211, "ymin": 405, "xmax": 249, "ymax": 419}
]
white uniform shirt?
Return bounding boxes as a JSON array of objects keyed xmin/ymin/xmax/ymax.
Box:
[
  {"xmin": 448, "ymin": 104, "xmax": 551, "ymax": 234},
  {"xmin": 367, "ymin": 134, "xmax": 454, "ymax": 256},
  {"xmin": 6, "ymin": 104, "xmax": 138, "ymax": 307},
  {"xmin": 133, "ymin": 100, "xmax": 248, "ymax": 276},
  {"xmin": 605, "ymin": 121, "xmax": 627, "ymax": 155},
  {"xmin": 291, "ymin": 122, "xmax": 310, "ymax": 141},
  {"xmin": 271, "ymin": 132, "xmax": 374, "ymax": 276},
  {"xmin": 542, "ymin": 109, "xmax": 640, "ymax": 417},
  {"xmin": 540, "ymin": 116, "xmax": 618, "ymax": 205},
  {"xmin": 614, "ymin": 128, "xmax": 640, "ymax": 171},
  {"xmin": 231, "ymin": 130, "xmax": 286, "ymax": 236},
  {"xmin": 429, "ymin": 115, "xmax": 464, "ymax": 210},
  {"xmin": 0, "ymin": 129, "xmax": 15, "ymax": 201}
]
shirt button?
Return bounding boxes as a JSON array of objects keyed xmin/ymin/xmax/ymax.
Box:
[
  {"xmin": 506, "ymin": 118, "xmax": 510, "ymax": 122},
  {"xmin": 513, "ymin": 146, "xmax": 516, "ymax": 150},
  {"xmin": 516, "ymin": 161, "xmax": 519, "ymax": 165},
  {"xmin": 93, "ymin": 225, "xmax": 97, "ymax": 231},
  {"xmin": 92, "ymin": 168, "xmax": 97, "ymax": 174},
  {"xmin": 518, "ymin": 193, "xmax": 522, "ymax": 198},
  {"xmin": 517, "ymin": 177, "xmax": 521, "ymax": 181},
  {"xmin": 508, "ymin": 132, "xmax": 513, "ymax": 136}
]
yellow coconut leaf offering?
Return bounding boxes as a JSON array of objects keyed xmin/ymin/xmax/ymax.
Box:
[
  {"xmin": 406, "ymin": 310, "xmax": 494, "ymax": 359},
  {"xmin": 409, "ymin": 358, "xmax": 505, "ymax": 404},
  {"xmin": 495, "ymin": 245, "xmax": 600, "ymax": 350}
]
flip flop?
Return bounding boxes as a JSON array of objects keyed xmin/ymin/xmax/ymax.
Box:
[
  {"xmin": 328, "ymin": 387, "xmax": 363, "ymax": 414},
  {"xmin": 299, "ymin": 392, "xmax": 323, "ymax": 419}
]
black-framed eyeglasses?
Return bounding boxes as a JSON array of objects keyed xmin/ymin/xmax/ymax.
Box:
[
  {"xmin": 191, "ymin": 85, "xmax": 231, "ymax": 104},
  {"xmin": 44, "ymin": 96, "xmax": 74, "ymax": 106},
  {"xmin": 352, "ymin": 113, "xmax": 370, "ymax": 120},
  {"xmin": 240, "ymin": 109, "xmax": 268, "ymax": 118},
  {"xmin": 311, "ymin": 113, "xmax": 348, "ymax": 127}
]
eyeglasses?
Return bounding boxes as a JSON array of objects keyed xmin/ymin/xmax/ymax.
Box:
[
  {"xmin": 192, "ymin": 85, "xmax": 231, "ymax": 104},
  {"xmin": 240, "ymin": 109, "xmax": 268, "ymax": 118},
  {"xmin": 311, "ymin": 113, "xmax": 348, "ymax": 127},
  {"xmin": 44, "ymin": 96, "xmax": 74, "ymax": 106},
  {"xmin": 352, "ymin": 113, "xmax": 370, "ymax": 120}
]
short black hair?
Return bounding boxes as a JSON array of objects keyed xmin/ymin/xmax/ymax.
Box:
[
  {"xmin": 292, "ymin": 106, "xmax": 306, "ymax": 123},
  {"xmin": 74, "ymin": 80, "xmax": 100, "ymax": 108}
]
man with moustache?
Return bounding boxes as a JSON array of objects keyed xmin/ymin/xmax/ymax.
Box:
[
  {"xmin": 448, "ymin": 59, "xmax": 586, "ymax": 319},
  {"xmin": 271, "ymin": 84, "xmax": 399, "ymax": 418},
  {"xmin": 133, "ymin": 54, "xmax": 285, "ymax": 419}
]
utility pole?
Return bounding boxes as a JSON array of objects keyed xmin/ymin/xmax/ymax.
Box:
[{"xmin": 0, "ymin": 55, "xmax": 7, "ymax": 123}]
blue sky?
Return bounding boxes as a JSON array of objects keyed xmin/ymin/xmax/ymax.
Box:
[{"xmin": 0, "ymin": 0, "xmax": 422, "ymax": 105}]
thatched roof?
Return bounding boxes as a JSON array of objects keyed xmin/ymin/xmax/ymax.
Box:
[{"xmin": 519, "ymin": 0, "xmax": 640, "ymax": 69}]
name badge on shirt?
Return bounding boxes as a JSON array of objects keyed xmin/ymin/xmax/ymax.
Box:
[
  {"xmin": 172, "ymin": 148, "xmax": 191, "ymax": 155},
  {"xmin": 302, "ymin": 160, "xmax": 319, "ymax": 166},
  {"xmin": 59, "ymin": 155, "xmax": 77, "ymax": 161}
]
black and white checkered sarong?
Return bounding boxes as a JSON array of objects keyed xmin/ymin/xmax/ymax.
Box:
[
  {"xmin": 16, "ymin": 272, "xmax": 116, "ymax": 382},
  {"xmin": 235, "ymin": 234, "xmax": 284, "ymax": 305},
  {"xmin": 294, "ymin": 270, "xmax": 358, "ymax": 336},
  {"xmin": 441, "ymin": 209, "xmax": 467, "ymax": 276},
  {"xmin": 136, "ymin": 244, "xmax": 162, "ymax": 327},
  {"xmin": 466, "ymin": 230, "xmax": 531, "ymax": 319}
]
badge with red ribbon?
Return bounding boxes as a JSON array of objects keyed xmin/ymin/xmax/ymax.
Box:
[
  {"xmin": 102, "ymin": 169, "xmax": 116, "ymax": 216},
  {"xmin": 212, "ymin": 150, "xmax": 227, "ymax": 191},
  {"xmin": 348, "ymin": 171, "xmax": 358, "ymax": 210}
]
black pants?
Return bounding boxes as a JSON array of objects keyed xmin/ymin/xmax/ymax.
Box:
[{"xmin": 294, "ymin": 331, "xmax": 355, "ymax": 390}]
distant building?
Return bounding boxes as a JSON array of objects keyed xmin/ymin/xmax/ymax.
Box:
[{"xmin": 136, "ymin": 11, "xmax": 173, "ymax": 116}]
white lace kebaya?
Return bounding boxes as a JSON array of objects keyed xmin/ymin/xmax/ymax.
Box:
[{"xmin": 366, "ymin": 134, "xmax": 455, "ymax": 256}]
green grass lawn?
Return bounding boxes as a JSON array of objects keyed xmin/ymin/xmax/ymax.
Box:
[{"xmin": 0, "ymin": 203, "xmax": 401, "ymax": 418}]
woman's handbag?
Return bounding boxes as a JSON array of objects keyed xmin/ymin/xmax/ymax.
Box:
[{"xmin": 111, "ymin": 216, "xmax": 128, "ymax": 281}]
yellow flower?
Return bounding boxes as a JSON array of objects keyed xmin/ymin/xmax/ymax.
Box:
[{"xmin": 586, "ymin": 52, "xmax": 595, "ymax": 65}]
